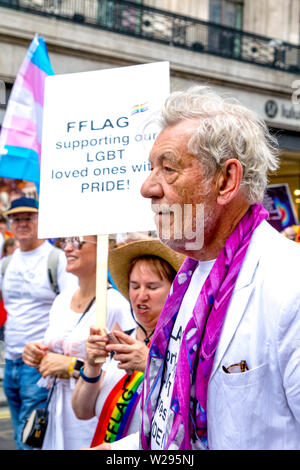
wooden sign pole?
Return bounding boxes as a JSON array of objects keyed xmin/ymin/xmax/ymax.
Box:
[{"xmin": 95, "ymin": 233, "xmax": 109, "ymax": 332}]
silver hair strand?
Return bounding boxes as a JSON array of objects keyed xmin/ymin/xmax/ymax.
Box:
[{"xmin": 159, "ymin": 86, "xmax": 280, "ymax": 203}]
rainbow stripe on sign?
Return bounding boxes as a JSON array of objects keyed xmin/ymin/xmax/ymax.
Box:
[
  {"xmin": 0, "ymin": 34, "xmax": 54, "ymax": 192},
  {"xmin": 91, "ymin": 370, "xmax": 144, "ymax": 446},
  {"xmin": 131, "ymin": 103, "xmax": 149, "ymax": 115}
]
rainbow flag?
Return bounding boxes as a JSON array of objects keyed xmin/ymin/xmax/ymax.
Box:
[
  {"xmin": 91, "ymin": 370, "xmax": 144, "ymax": 446},
  {"xmin": 0, "ymin": 34, "xmax": 54, "ymax": 193},
  {"xmin": 131, "ymin": 103, "xmax": 149, "ymax": 115}
]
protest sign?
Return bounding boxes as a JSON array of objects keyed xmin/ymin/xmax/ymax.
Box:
[
  {"xmin": 38, "ymin": 61, "xmax": 170, "ymax": 239},
  {"xmin": 263, "ymin": 183, "xmax": 298, "ymax": 232},
  {"xmin": 38, "ymin": 62, "xmax": 170, "ymax": 330}
]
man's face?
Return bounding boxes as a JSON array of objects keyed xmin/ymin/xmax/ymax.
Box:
[
  {"xmin": 9, "ymin": 212, "xmax": 39, "ymax": 244},
  {"xmin": 140, "ymin": 120, "xmax": 220, "ymax": 255}
]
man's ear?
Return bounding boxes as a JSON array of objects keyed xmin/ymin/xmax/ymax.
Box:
[{"xmin": 216, "ymin": 159, "xmax": 243, "ymax": 206}]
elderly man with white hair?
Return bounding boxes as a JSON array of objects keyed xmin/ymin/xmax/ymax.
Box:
[{"xmin": 92, "ymin": 86, "xmax": 300, "ymax": 451}]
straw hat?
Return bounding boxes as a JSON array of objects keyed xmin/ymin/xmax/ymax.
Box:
[{"xmin": 108, "ymin": 238, "xmax": 185, "ymax": 300}]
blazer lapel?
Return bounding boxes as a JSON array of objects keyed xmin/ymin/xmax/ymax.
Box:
[
  {"xmin": 209, "ymin": 281, "xmax": 256, "ymax": 380},
  {"xmin": 209, "ymin": 221, "xmax": 267, "ymax": 381}
]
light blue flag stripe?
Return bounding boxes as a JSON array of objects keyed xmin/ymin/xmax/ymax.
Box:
[
  {"xmin": 30, "ymin": 37, "xmax": 55, "ymax": 75},
  {"xmin": 0, "ymin": 145, "xmax": 40, "ymax": 184}
]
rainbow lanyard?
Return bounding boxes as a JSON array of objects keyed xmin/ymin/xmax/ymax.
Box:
[{"xmin": 91, "ymin": 370, "xmax": 144, "ymax": 446}]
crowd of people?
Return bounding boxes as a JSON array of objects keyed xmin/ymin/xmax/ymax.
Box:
[
  {"xmin": 0, "ymin": 195, "xmax": 184, "ymax": 450},
  {"xmin": 0, "ymin": 213, "xmax": 19, "ymax": 342},
  {"xmin": 0, "ymin": 85, "xmax": 300, "ymax": 451}
]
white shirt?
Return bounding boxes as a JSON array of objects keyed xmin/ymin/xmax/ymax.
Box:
[
  {"xmin": 110, "ymin": 260, "xmax": 215, "ymax": 451},
  {"xmin": 151, "ymin": 259, "xmax": 215, "ymax": 449},
  {"xmin": 42, "ymin": 287, "xmax": 98, "ymax": 450},
  {"xmin": 41, "ymin": 287, "xmax": 137, "ymax": 450},
  {"xmin": 106, "ymin": 287, "xmax": 136, "ymax": 332}
]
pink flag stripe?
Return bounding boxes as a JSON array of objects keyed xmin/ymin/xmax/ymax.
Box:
[
  {"xmin": 0, "ymin": 35, "xmax": 54, "ymax": 190},
  {"xmin": 7, "ymin": 115, "xmax": 41, "ymax": 143},
  {"xmin": 20, "ymin": 58, "xmax": 48, "ymax": 108},
  {"xmin": 5, "ymin": 124, "xmax": 41, "ymax": 156},
  {"xmin": 3, "ymin": 86, "xmax": 43, "ymax": 128}
]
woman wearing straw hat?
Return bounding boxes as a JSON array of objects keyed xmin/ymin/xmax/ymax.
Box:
[
  {"xmin": 22, "ymin": 235, "xmax": 135, "ymax": 450},
  {"xmin": 72, "ymin": 238, "xmax": 185, "ymax": 449}
]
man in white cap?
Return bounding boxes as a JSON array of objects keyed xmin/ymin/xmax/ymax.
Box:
[{"xmin": 1, "ymin": 196, "xmax": 77, "ymax": 450}]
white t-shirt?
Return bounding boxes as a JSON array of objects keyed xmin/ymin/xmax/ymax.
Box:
[
  {"xmin": 151, "ymin": 259, "xmax": 215, "ymax": 450},
  {"xmin": 42, "ymin": 287, "xmax": 98, "ymax": 450},
  {"xmin": 110, "ymin": 260, "xmax": 215, "ymax": 451},
  {"xmin": 1, "ymin": 241, "xmax": 78, "ymax": 359},
  {"xmin": 106, "ymin": 287, "xmax": 136, "ymax": 332}
]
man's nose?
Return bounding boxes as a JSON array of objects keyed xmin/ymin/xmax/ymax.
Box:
[
  {"xmin": 18, "ymin": 219, "xmax": 29, "ymax": 227},
  {"xmin": 140, "ymin": 170, "xmax": 163, "ymax": 199}
]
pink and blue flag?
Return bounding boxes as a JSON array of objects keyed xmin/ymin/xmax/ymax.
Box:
[{"xmin": 0, "ymin": 34, "xmax": 54, "ymax": 193}]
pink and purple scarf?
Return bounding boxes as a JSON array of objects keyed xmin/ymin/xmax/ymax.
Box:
[{"xmin": 140, "ymin": 203, "xmax": 268, "ymax": 450}]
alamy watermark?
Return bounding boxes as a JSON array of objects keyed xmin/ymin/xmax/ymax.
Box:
[{"xmin": 152, "ymin": 203, "xmax": 205, "ymax": 251}]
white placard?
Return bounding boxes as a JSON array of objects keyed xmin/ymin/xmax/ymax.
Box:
[{"xmin": 38, "ymin": 62, "xmax": 170, "ymax": 238}]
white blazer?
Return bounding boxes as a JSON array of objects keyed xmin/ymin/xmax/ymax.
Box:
[
  {"xmin": 207, "ymin": 220, "xmax": 300, "ymax": 450},
  {"xmin": 111, "ymin": 220, "xmax": 300, "ymax": 451}
]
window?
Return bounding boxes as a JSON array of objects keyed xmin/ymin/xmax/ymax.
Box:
[
  {"xmin": 209, "ymin": 0, "xmax": 243, "ymax": 29},
  {"xmin": 209, "ymin": 0, "xmax": 244, "ymax": 58},
  {"xmin": 97, "ymin": 0, "xmax": 143, "ymax": 33}
]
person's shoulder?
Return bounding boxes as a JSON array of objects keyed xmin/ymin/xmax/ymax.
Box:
[
  {"xmin": 107, "ymin": 286, "xmax": 128, "ymax": 302},
  {"xmin": 51, "ymin": 285, "xmax": 76, "ymax": 306},
  {"xmin": 42, "ymin": 241, "xmax": 63, "ymax": 255},
  {"xmin": 251, "ymin": 221, "xmax": 300, "ymax": 261},
  {"xmin": 31, "ymin": 240, "xmax": 55, "ymax": 259},
  {"xmin": 44, "ymin": 243, "xmax": 69, "ymax": 272},
  {"xmin": 0, "ymin": 254, "xmax": 11, "ymax": 274},
  {"xmin": 1, "ymin": 248, "xmax": 20, "ymax": 268},
  {"xmin": 51, "ymin": 244, "xmax": 67, "ymax": 265},
  {"xmin": 250, "ymin": 222, "xmax": 300, "ymax": 306},
  {"xmin": 107, "ymin": 286, "xmax": 131, "ymax": 310},
  {"xmin": 261, "ymin": 222, "xmax": 300, "ymax": 265}
]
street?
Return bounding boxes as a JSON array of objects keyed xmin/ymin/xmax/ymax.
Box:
[
  {"xmin": 0, "ymin": 366, "xmax": 16, "ymax": 451},
  {"xmin": 0, "ymin": 406, "xmax": 16, "ymax": 450}
]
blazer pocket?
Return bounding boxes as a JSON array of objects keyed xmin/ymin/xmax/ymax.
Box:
[
  {"xmin": 221, "ymin": 362, "xmax": 269, "ymax": 387},
  {"xmin": 209, "ymin": 363, "xmax": 270, "ymax": 449}
]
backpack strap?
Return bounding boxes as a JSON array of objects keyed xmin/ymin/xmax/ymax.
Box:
[
  {"xmin": 1, "ymin": 254, "xmax": 12, "ymax": 277},
  {"xmin": 47, "ymin": 246, "xmax": 61, "ymax": 295}
]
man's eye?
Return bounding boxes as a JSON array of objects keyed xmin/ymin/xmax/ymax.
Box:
[{"xmin": 163, "ymin": 166, "xmax": 175, "ymax": 173}]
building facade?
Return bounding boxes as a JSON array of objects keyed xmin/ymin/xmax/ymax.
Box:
[{"xmin": 0, "ymin": 0, "xmax": 300, "ymax": 218}]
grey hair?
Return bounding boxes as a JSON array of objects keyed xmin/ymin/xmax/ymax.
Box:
[{"xmin": 158, "ymin": 86, "xmax": 279, "ymax": 203}]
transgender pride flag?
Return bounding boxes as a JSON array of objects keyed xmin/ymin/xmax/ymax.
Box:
[{"xmin": 0, "ymin": 34, "xmax": 54, "ymax": 193}]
